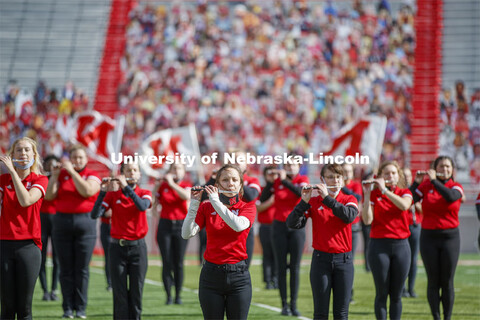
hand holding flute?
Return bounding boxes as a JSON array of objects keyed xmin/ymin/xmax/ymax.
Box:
[{"xmin": 414, "ymin": 169, "xmax": 438, "ymax": 183}]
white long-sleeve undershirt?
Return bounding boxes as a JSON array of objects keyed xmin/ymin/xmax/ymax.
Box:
[{"xmin": 181, "ymin": 194, "xmax": 251, "ymax": 239}]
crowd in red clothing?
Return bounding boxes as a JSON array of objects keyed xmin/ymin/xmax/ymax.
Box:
[{"xmin": 1, "ymin": 0, "xmax": 479, "ymax": 187}]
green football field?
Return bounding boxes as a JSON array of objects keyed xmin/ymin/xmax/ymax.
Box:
[{"xmin": 33, "ymin": 254, "xmax": 480, "ymax": 319}]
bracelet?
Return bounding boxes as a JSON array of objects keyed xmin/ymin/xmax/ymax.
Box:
[{"xmin": 381, "ymin": 188, "xmax": 387, "ymax": 195}]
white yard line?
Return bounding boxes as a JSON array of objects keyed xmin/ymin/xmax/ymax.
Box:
[{"xmin": 90, "ymin": 267, "xmax": 312, "ymax": 320}]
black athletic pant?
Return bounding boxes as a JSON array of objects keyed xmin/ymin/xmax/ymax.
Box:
[
  {"xmin": 53, "ymin": 212, "xmax": 96, "ymax": 315},
  {"xmin": 110, "ymin": 238, "xmax": 148, "ymax": 320},
  {"xmin": 361, "ymin": 222, "xmax": 371, "ymax": 271},
  {"xmin": 259, "ymin": 224, "xmax": 277, "ymax": 284},
  {"xmin": 199, "ymin": 260, "xmax": 251, "ymax": 320},
  {"xmin": 199, "ymin": 228, "xmax": 207, "ymax": 264},
  {"xmin": 157, "ymin": 219, "xmax": 188, "ymax": 299},
  {"xmin": 406, "ymin": 224, "xmax": 421, "ymax": 294},
  {"xmin": 310, "ymin": 250, "xmax": 354, "ymax": 320},
  {"xmin": 39, "ymin": 212, "xmax": 59, "ymax": 293},
  {"xmin": 420, "ymin": 228, "xmax": 460, "ymax": 320},
  {"xmin": 272, "ymin": 220, "xmax": 305, "ymax": 307},
  {"xmin": 100, "ymin": 222, "xmax": 112, "ymax": 288},
  {"xmin": 368, "ymin": 238, "xmax": 411, "ymax": 320},
  {"xmin": 0, "ymin": 240, "xmax": 41, "ymax": 320},
  {"xmin": 245, "ymin": 228, "xmax": 254, "ymax": 267}
]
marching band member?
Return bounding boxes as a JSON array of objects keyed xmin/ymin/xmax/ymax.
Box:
[
  {"xmin": 410, "ymin": 156, "xmax": 464, "ymax": 320},
  {"xmin": 39, "ymin": 155, "xmax": 61, "ymax": 301},
  {"xmin": 287, "ymin": 164, "xmax": 358, "ymax": 320},
  {"xmin": 154, "ymin": 163, "xmax": 191, "ymax": 305},
  {"xmin": 256, "ymin": 166, "xmax": 278, "ymax": 289},
  {"xmin": 402, "ymin": 167, "xmax": 423, "ymax": 298},
  {"xmin": 362, "ymin": 161, "xmax": 413, "ymax": 320},
  {"xmin": 46, "ymin": 144, "xmax": 101, "ymax": 319},
  {"xmin": 259, "ymin": 159, "xmax": 309, "ymax": 316},
  {"xmin": 91, "ymin": 163, "xmax": 152, "ymax": 320},
  {"xmin": 229, "ymin": 150, "xmax": 261, "ymax": 267},
  {"xmin": 0, "ymin": 137, "xmax": 48, "ymax": 319},
  {"xmin": 182, "ymin": 164, "xmax": 256, "ymax": 320},
  {"xmin": 341, "ymin": 163, "xmax": 362, "ymax": 302}
]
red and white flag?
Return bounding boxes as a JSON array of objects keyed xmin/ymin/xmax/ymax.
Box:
[
  {"xmin": 140, "ymin": 124, "xmax": 202, "ymax": 179},
  {"xmin": 71, "ymin": 111, "xmax": 124, "ymax": 170},
  {"xmin": 321, "ymin": 115, "xmax": 387, "ymax": 168}
]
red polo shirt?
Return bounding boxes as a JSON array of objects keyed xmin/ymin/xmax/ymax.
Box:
[
  {"xmin": 55, "ymin": 168, "xmax": 101, "ymax": 213},
  {"xmin": 370, "ymin": 187, "xmax": 412, "ymax": 239},
  {"xmin": 195, "ymin": 200, "xmax": 256, "ymax": 264},
  {"xmin": 273, "ymin": 175, "xmax": 309, "ymax": 222},
  {"xmin": 415, "ymin": 179, "xmax": 463, "ymax": 230},
  {"xmin": 102, "ymin": 187, "xmax": 152, "ymax": 240},
  {"xmin": 305, "ymin": 191, "xmax": 358, "ymax": 253},
  {"xmin": 0, "ymin": 172, "xmax": 48, "ymax": 250}
]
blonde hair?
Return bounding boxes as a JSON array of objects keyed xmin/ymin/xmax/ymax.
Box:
[
  {"xmin": 378, "ymin": 160, "xmax": 406, "ymax": 189},
  {"xmin": 8, "ymin": 137, "xmax": 42, "ymax": 174}
]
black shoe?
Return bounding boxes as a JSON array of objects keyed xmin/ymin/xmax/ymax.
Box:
[
  {"xmin": 42, "ymin": 291, "xmax": 51, "ymax": 301},
  {"xmin": 175, "ymin": 297, "xmax": 182, "ymax": 305},
  {"xmin": 402, "ymin": 289, "xmax": 410, "ymax": 298},
  {"xmin": 62, "ymin": 310, "xmax": 74, "ymax": 319},
  {"xmin": 281, "ymin": 304, "xmax": 292, "ymax": 316},
  {"xmin": 290, "ymin": 307, "xmax": 301, "ymax": 316},
  {"xmin": 75, "ymin": 311, "xmax": 87, "ymax": 319},
  {"xmin": 266, "ymin": 282, "xmax": 274, "ymax": 290},
  {"xmin": 409, "ymin": 290, "xmax": 417, "ymax": 298},
  {"xmin": 50, "ymin": 291, "xmax": 59, "ymax": 301},
  {"xmin": 106, "ymin": 286, "xmax": 112, "ymax": 292},
  {"xmin": 166, "ymin": 296, "xmax": 173, "ymax": 305}
]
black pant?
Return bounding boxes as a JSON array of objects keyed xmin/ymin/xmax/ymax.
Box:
[
  {"xmin": 310, "ymin": 250, "xmax": 354, "ymax": 320},
  {"xmin": 156, "ymin": 219, "xmax": 188, "ymax": 299},
  {"xmin": 199, "ymin": 260, "xmax": 251, "ymax": 320},
  {"xmin": 100, "ymin": 222, "xmax": 112, "ymax": 288},
  {"xmin": 368, "ymin": 238, "xmax": 411, "ymax": 320},
  {"xmin": 53, "ymin": 212, "xmax": 96, "ymax": 314},
  {"xmin": 1, "ymin": 240, "xmax": 41, "ymax": 320},
  {"xmin": 199, "ymin": 228, "xmax": 207, "ymax": 265},
  {"xmin": 110, "ymin": 238, "xmax": 148, "ymax": 320},
  {"xmin": 272, "ymin": 220, "xmax": 305, "ymax": 307},
  {"xmin": 361, "ymin": 222, "xmax": 371, "ymax": 271},
  {"xmin": 406, "ymin": 224, "xmax": 421, "ymax": 294},
  {"xmin": 245, "ymin": 228, "xmax": 254, "ymax": 267},
  {"xmin": 259, "ymin": 224, "xmax": 277, "ymax": 284},
  {"xmin": 40, "ymin": 212, "xmax": 59, "ymax": 293},
  {"xmin": 420, "ymin": 228, "xmax": 460, "ymax": 320}
]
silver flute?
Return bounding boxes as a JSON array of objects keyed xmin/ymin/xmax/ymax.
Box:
[
  {"xmin": 191, "ymin": 187, "xmax": 238, "ymax": 194},
  {"xmin": 417, "ymin": 170, "xmax": 445, "ymax": 177},
  {"xmin": 303, "ymin": 185, "xmax": 341, "ymax": 190}
]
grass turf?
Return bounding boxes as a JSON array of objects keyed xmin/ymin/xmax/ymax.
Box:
[{"xmin": 33, "ymin": 254, "xmax": 480, "ymax": 319}]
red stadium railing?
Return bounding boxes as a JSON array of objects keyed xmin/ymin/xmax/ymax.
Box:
[{"xmin": 410, "ymin": 0, "xmax": 443, "ymax": 173}]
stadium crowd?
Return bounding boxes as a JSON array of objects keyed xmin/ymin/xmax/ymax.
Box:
[{"xmin": 1, "ymin": 0, "xmax": 478, "ymax": 183}]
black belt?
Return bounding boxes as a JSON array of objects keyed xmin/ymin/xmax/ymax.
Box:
[
  {"xmin": 203, "ymin": 260, "xmax": 248, "ymax": 272},
  {"xmin": 111, "ymin": 238, "xmax": 144, "ymax": 247}
]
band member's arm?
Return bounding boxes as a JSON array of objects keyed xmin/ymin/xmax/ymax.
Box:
[
  {"xmin": 0, "ymin": 156, "xmax": 43, "ymax": 207},
  {"xmin": 322, "ymin": 196, "xmax": 358, "ymax": 223},
  {"xmin": 409, "ymin": 181, "xmax": 422, "ymax": 203},
  {"xmin": 430, "ymin": 180, "xmax": 462, "ymax": 202},
  {"xmin": 208, "ymin": 193, "xmax": 250, "ymax": 232},
  {"xmin": 91, "ymin": 191, "xmax": 107, "ymax": 219},
  {"xmin": 257, "ymin": 195, "xmax": 274, "ymax": 212},
  {"xmin": 182, "ymin": 199, "xmax": 201, "ymax": 239},
  {"xmin": 259, "ymin": 182, "xmax": 274, "ymax": 202},
  {"xmin": 242, "ymin": 185, "xmax": 260, "ymax": 202},
  {"xmin": 281, "ymin": 179, "xmax": 302, "ymax": 197},
  {"xmin": 362, "ymin": 189, "xmax": 374, "ymax": 225},
  {"xmin": 64, "ymin": 160, "xmax": 100, "ymax": 198},
  {"xmin": 341, "ymin": 186, "xmax": 362, "ymax": 202},
  {"xmin": 122, "ymin": 186, "xmax": 151, "ymax": 211},
  {"xmin": 286, "ymin": 200, "xmax": 309, "ymax": 229}
]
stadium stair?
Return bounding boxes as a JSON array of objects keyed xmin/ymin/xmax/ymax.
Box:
[
  {"xmin": 93, "ymin": 0, "xmax": 133, "ymax": 117},
  {"xmin": 410, "ymin": 0, "xmax": 443, "ymax": 172}
]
